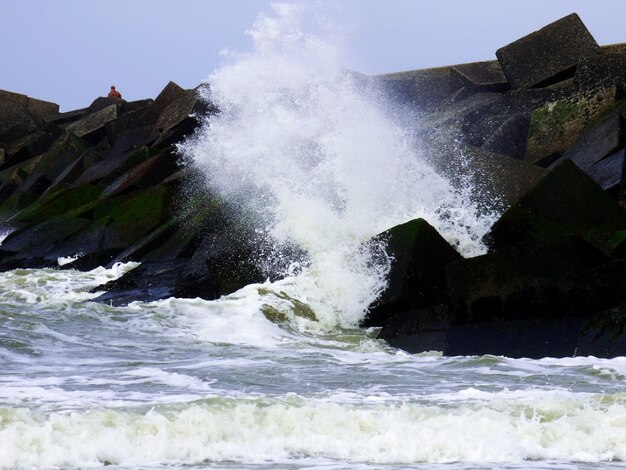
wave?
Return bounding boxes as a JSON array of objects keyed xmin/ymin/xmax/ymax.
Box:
[
  {"xmin": 179, "ymin": 3, "xmax": 496, "ymax": 330},
  {"xmin": 2, "ymin": 393, "xmax": 626, "ymax": 468}
]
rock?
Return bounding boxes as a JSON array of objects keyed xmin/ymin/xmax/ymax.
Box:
[
  {"xmin": 107, "ymin": 222, "xmax": 179, "ymax": 266},
  {"xmin": 85, "ymin": 96, "xmax": 126, "ymax": 115},
  {"xmin": 148, "ymin": 90, "xmax": 207, "ymax": 144},
  {"xmin": 451, "ymin": 61, "xmax": 509, "ymax": 92},
  {"xmin": 487, "ymin": 160, "xmax": 626, "ymax": 251},
  {"xmin": 444, "ymin": 317, "xmax": 586, "ymax": 358},
  {"xmin": 1, "ymin": 129, "xmax": 59, "ymax": 170},
  {"xmin": 481, "ymin": 115, "xmax": 530, "ymax": 160},
  {"xmin": 0, "ymin": 99, "xmax": 39, "ymax": 143},
  {"xmin": 0, "ymin": 215, "xmax": 91, "ymax": 269},
  {"xmin": 72, "ymin": 127, "xmax": 155, "ymax": 186},
  {"xmin": 98, "ymin": 150, "xmax": 179, "ymax": 199},
  {"xmin": 574, "ymin": 51, "xmax": 626, "ymax": 97},
  {"xmin": 0, "ymin": 90, "xmax": 59, "ymax": 120},
  {"xmin": 65, "ymin": 105, "xmax": 119, "ymax": 143},
  {"xmin": 0, "ymin": 89, "xmax": 28, "ymax": 108},
  {"xmin": 496, "ymin": 13, "xmax": 600, "ymax": 89},
  {"xmin": 558, "ymin": 101, "xmax": 624, "ymax": 171},
  {"xmin": 9, "ymin": 183, "xmax": 103, "ymax": 224},
  {"xmin": 458, "ymin": 87, "xmax": 568, "ymax": 150},
  {"xmin": 26, "ymin": 97, "xmax": 59, "ymax": 119},
  {"xmin": 109, "ymin": 81, "xmax": 187, "ymax": 135},
  {"xmin": 96, "ymin": 183, "xmax": 175, "ymax": 252},
  {"xmin": 374, "ymin": 66, "xmax": 462, "ymax": 113},
  {"xmin": 586, "ymin": 148, "xmax": 625, "ymax": 193},
  {"xmin": 377, "ymin": 305, "xmax": 450, "ymax": 353},
  {"xmin": 427, "ymin": 142, "xmax": 547, "ymax": 213},
  {"xmin": 525, "ymin": 85, "xmax": 617, "ymax": 166},
  {"xmin": 43, "ymin": 108, "xmax": 87, "ymax": 127},
  {"xmin": 44, "ymin": 216, "xmax": 111, "ymax": 269},
  {"xmin": 361, "ymin": 218, "xmax": 461, "ymax": 328},
  {"xmin": 601, "ymin": 43, "xmax": 626, "ymax": 54},
  {"xmin": 447, "ymin": 236, "xmax": 613, "ymax": 324},
  {"xmin": 444, "ymin": 259, "xmax": 626, "ymax": 358},
  {"xmin": 172, "ymin": 225, "xmax": 266, "ymax": 300},
  {"xmin": 27, "ymin": 133, "xmax": 87, "ymax": 185},
  {"xmin": 92, "ymin": 259, "xmax": 188, "ymax": 306}
]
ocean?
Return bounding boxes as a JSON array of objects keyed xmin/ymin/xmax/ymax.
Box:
[{"xmin": 2, "ymin": 3, "xmax": 625, "ymax": 469}]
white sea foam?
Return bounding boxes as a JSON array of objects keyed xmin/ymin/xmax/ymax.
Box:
[
  {"xmin": 57, "ymin": 254, "xmax": 81, "ymax": 266},
  {"xmin": 179, "ymin": 3, "xmax": 496, "ymax": 331},
  {"xmin": 2, "ymin": 394, "xmax": 626, "ymax": 468},
  {"xmin": 0, "ymin": 262, "xmax": 139, "ymax": 305}
]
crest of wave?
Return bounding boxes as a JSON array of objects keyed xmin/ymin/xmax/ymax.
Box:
[{"xmin": 180, "ymin": 3, "xmax": 494, "ymax": 330}]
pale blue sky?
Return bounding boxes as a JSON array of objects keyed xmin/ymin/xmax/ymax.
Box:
[{"xmin": 1, "ymin": 0, "xmax": 624, "ymax": 111}]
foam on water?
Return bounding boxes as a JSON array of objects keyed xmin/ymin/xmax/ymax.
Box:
[
  {"xmin": 0, "ymin": 262, "xmax": 139, "ymax": 305},
  {"xmin": 180, "ymin": 3, "xmax": 496, "ymax": 331},
  {"xmin": 2, "ymin": 393, "xmax": 626, "ymax": 468}
]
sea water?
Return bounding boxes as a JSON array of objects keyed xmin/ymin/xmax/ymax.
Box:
[{"xmin": 2, "ymin": 3, "xmax": 626, "ymax": 469}]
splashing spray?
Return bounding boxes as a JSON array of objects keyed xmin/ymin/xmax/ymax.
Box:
[{"xmin": 179, "ymin": 3, "xmax": 494, "ymax": 330}]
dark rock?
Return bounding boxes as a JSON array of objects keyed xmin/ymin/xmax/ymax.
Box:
[
  {"xmin": 107, "ymin": 222, "xmax": 179, "ymax": 266},
  {"xmin": 99, "ymin": 150, "xmax": 179, "ymax": 199},
  {"xmin": 444, "ymin": 317, "xmax": 586, "ymax": 358},
  {"xmin": 447, "ymin": 236, "xmax": 613, "ymax": 324},
  {"xmin": 451, "ymin": 61, "xmax": 509, "ymax": 92},
  {"xmin": 558, "ymin": 101, "xmax": 624, "ymax": 171},
  {"xmin": 601, "ymin": 43, "xmax": 626, "ymax": 54},
  {"xmin": 444, "ymin": 259, "xmax": 626, "ymax": 358},
  {"xmin": 9, "ymin": 183, "xmax": 103, "ymax": 224},
  {"xmin": 487, "ymin": 160, "xmax": 626, "ymax": 251},
  {"xmin": 124, "ymin": 99, "xmax": 153, "ymax": 113},
  {"xmin": 44, "ymin": 217, "xmax": 111, "ymax": 269},
  {"xmin": 587, "ymin": 148, "xmax": 625, "ymax": 192},
  {"xmin": 525, "ymin": 85, "xmax": 617, "ymax": 165},
  {"xmin": 148, "ymin": 90, "xmax": 207, "ymax": 145},
  {"xmin": 496, "ymin": 13, "xmax": 600, "ymax": 89},
  {"xmin": 109, "ymin": 81, "xmax": 187, "ymax": 135},
  {"xmin": 0, "ymin": 91, "xmax": 39, "ymax": 143},
  {"xmin": 374, "ymin": 66, "xmax": 462, "ymax": 113},
  {"xmin": 0, "ymin": 90, "xmax": 57, "ymax": 121},
  {"xmin": 65, "ymin": 105, "xmax": 119, "ymax": 143},
  {"xmin": 362, "ymin": 218, "xmax": 461, "ymax": 328},
  {"xmin": 377, "ymin": 305, "xmax": 450, "ymax": 353},
  {"xmin": 0, "ymin": 89, "xmax": 28, "ymax": 108},
  {"xmin": 427, "ymin": 142, "xmax": 547, "ymax": 213},
  {"xmin": 457, "ymin": 88, "xmax": 568, "ymax": 149},
  {"xmin": 27, "ymin": 133, "xmax": 87, "ymax": 186},
  {"xmin": 481, "ymin": 115, "xmax": 530, "ymax": 160},
  {"xmin": 574, "ymin": 51, "xmax": 626, "ymax": 98},
  {"xmin": 1, "ymin": 130, "xmax": 59, "ymax": 170},
  {"xmin": 85, "ymin": 97, "xmax": 126, "ymax": 115},
  {"xmin": 92, "ymin": 259, "xmax": 188, "ymax": 306},
  {"xmin": 26, "ymin": 97, "xmax": 59, "ymax": 119},
  {"xmin": 43, "ymin": 108, "xmax": 87, "ymax": 127},
  {"xmin": 96, "ymin": 183, "xmax": 175, "ymax": 252},
  {"xmin": 0, "ymin": 215, "xmax": 91, "ymax": 269},
  {"xmin": 72, "ymin": 127, "xmax": 155, "ymax": 187}
]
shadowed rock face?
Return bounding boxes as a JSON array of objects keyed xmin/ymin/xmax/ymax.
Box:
[
  {"xmin": 368, "ymin": 13, "xmax": 626, "ymax": 358},
  {"xmin": 0, "ymin": 13, "xmax": 626, "ymax": 358}
]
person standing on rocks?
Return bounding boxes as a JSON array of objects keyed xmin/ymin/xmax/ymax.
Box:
[{"xmin": 108, "ymin": 85, "xmax": 122, "ymax": 99}]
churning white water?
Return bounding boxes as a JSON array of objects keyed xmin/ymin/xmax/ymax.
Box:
[
  {"xmin": 179, "ymin": 2, "xmax": 495, "ymax": 330},
  {"xmin": 3, "ymin": 3, "xmax": 625, "ymax": 470}
]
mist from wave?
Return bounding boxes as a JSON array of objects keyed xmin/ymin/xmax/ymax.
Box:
[{"xmin": 179, "ymin": 2, "xmax": 496, "ymax": 332}]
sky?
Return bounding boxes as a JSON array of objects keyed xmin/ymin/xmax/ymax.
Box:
[{"xmin": 1, "ymin": 0, "xmax": 625, "ymax": 111}]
